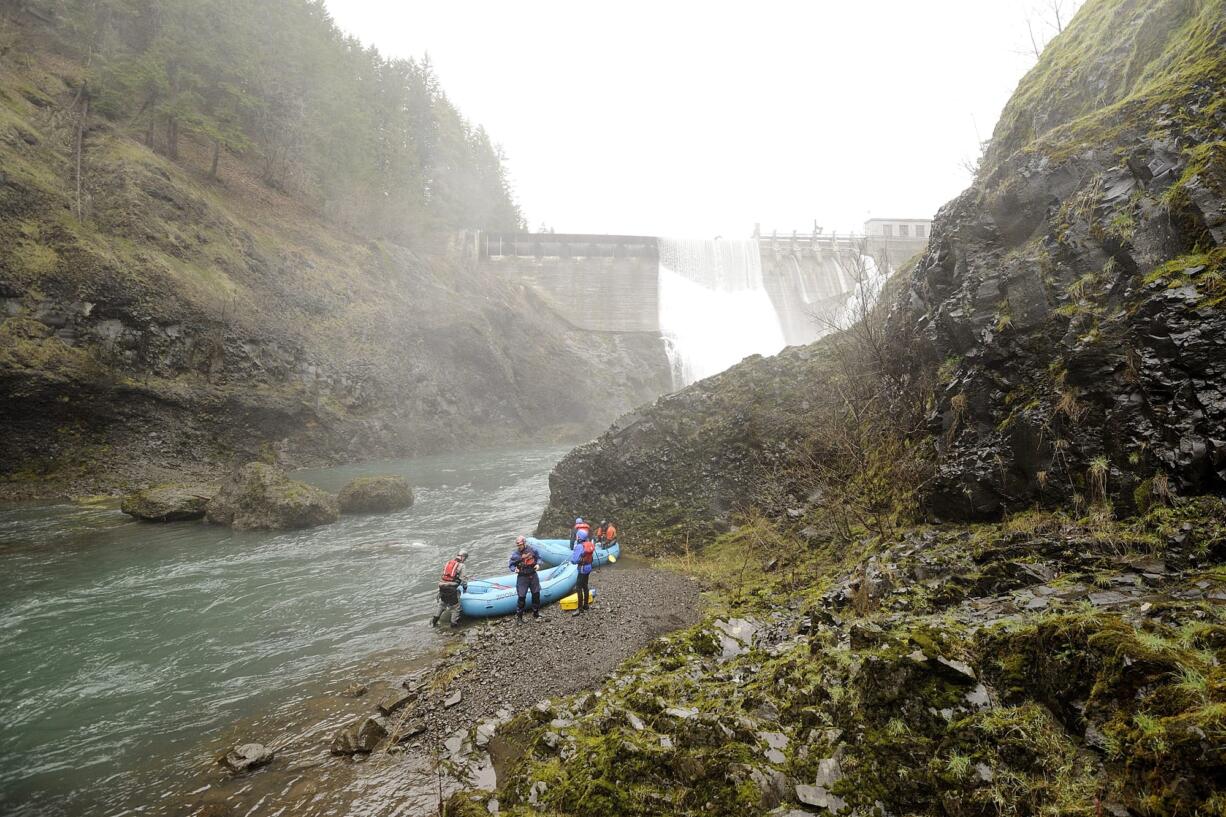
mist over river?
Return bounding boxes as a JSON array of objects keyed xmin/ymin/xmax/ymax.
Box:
[{"xmin": 0, "ymin": 446, "xmax": 568, "ymax": 816}]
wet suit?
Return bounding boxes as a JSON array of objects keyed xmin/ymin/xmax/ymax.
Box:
[
  {"xmin": 509, "ymin": 545, "xmax": 542, "ymax": 618},
  {"xmin": 570, "ymin": 540, "xmax": 594, "ymax": 611}
]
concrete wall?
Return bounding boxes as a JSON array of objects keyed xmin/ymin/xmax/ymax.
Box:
[
  {"xmin": 476, "ymin": 232, "xmax": 930, "ymax": 342},
  {"xmin": 482, "ymin": 255, "xmax": 661, "ymax": 333}
]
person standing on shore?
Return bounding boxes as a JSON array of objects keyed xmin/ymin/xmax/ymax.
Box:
[
  {"xmin": 570, "ymin": 529, "xmax": 594, "ymax": 615},
  {"xmin": 510, "ymin": 535, "xmax": 542, "ymax": 622},
  {"xmin": 569, "ymin": 517, "xmax": 590, "ymax": 546},
  {"xmin": 432, "ymin": 549, "xmax": 469, "ymax": 628},
  {"xmin": 596, "ymin": 520, "xmax": 617, "ymax": 545}
]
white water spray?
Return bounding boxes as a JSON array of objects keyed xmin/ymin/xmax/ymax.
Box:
[{"xmin": 657, "ymin": 238, "xmax": 787, "ymax": 386}]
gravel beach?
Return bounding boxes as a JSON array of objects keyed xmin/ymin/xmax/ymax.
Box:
[{"xmin": 413, "ymin": 562, "xmax": 703, "ymax": 739}]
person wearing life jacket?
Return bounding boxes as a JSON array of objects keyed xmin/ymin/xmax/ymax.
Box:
[
  {"xmin": 569, "ymin": 517, "xmax": 591, "ymax": 546},
  {"xmin": 596, "ymin": 519, "xmax": 617, "ymax": 545},
  {"xmin": 432, "ymin": 549, "xmax": 470, "ymax": 629},
  {"xmin": 569, "ymin": 528, "xmax": 595, "ymax": 614},
  {"xmin": 509, "ymin": 535, "xmax": 542, "ymax": 622}
]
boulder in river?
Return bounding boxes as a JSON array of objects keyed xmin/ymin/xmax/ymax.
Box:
[
  {"xmin": 219, "ymin": 742, "xmax": 274, "ymax": 774},
  {"xmin": 337, "ymin": 475, "xmax": 414, "ymax": 514},
  {"xmin": 330, "ymin": 715, "xmax": 388, "ymax": 755},
  {"xmin": 121, "ymin": 484, "xmax": 218, "ymax": 522},
  {"xmin": 205, "ymin": 463, "xmax": 339, "ymax": 530}
]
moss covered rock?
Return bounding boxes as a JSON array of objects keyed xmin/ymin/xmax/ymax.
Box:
[
  {"xmin": 337, "ymin": 475, "xmax": 414, "ymax": 514},
  {"xmin": 205, "ymin": 463, "xmax": 338, "ymax": 530},
  {"xmin": 120, "ymin": 483, "xmax": 218, "ymax": 522}
]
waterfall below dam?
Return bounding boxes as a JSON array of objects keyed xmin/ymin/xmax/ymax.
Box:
[{"xmin": 657, "ymin": 238, "xmax": 787, "ymax": 386}]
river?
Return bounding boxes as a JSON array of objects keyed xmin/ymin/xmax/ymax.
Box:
[{"xmin": 0, "ymin": 445, "xmax": 568, "ymax": 816}]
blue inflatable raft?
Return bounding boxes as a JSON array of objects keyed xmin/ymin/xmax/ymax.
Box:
[
  {"xmin": 527, "ymin": 537, "xmax": 621, "ymax": 568},
  {"xmin": 459, "ymin": 563, "xmax": 578, "ymax": 618}
]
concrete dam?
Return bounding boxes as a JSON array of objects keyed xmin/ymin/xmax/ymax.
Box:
[{"xmin": 472, "ymin": 227, "xmax": 930, "ymax": 386}]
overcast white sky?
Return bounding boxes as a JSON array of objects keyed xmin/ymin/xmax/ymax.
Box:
[{"xmin": 322, "ymin": 1, "xmax": 1078, "ymax": 237}]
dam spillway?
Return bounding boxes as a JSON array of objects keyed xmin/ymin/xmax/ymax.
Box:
[{"xmin": 473, "ymin": 228, "xmax": 929, "ymax": 386}]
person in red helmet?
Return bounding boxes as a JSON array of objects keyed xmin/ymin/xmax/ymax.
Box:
[{"xmin": 509, "ymin": 536, "xmax": 542, "ymax": 622}]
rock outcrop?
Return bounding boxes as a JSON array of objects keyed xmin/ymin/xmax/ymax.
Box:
[
  {"xmin": 540, "ymin": 0, "xmax": 1226, "ymax": 540},
  {"xmin": 205, "ymin": 463, "xmax": 339, "ymax": 530},
  {"xmin": 908, "ymin": 0, "xmax": 1226, "ymax": 518},
  {"xmin": 337, "ymin": 475, "xmax": 414, "ymax": 514},
  {"xmin": 120, "ymin": 483, "xmax": 217, "ymax": 522}
]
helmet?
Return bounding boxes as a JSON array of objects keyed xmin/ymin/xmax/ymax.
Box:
[
  {"xmin": 516, "ymin": 535, "xmax": 526, "ymax": 546},
  {"xmin": 575, "ymin": 517, "xmax": 584, "ymax": 524},
  {"xmin": 456, "ymin": 549, "xmax": 470, "ymax": 559},
  {"xmin": 600, "ymin": 520, "xmax": 608, "ymax": 525},
  {"xmin": 576, "ymin": 529, "xmax": 589, "ymax": 541}
]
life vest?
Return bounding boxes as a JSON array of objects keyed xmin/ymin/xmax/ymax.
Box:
[
  {"xmin": 580, "ymin": 539, "xmax": 595, "ymax": 566},
  {"xmin": 574, "ymin": 521, "xmax": 591, "ymax": 536},
  {"xmin": 518, "ymin": 548, "xmax": 537, "ymax": 569},
  {"xmin": 441, "ymin": 558, "xmax": 462, "ymax": 584},
  {"xmin": 605, "ymin": 524, "xmax": 617, "ymax": 542}
]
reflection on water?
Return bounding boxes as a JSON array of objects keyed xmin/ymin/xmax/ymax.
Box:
[{"xmin": 0, "ymin": 446, "xmax": 566, "ymax": 816}]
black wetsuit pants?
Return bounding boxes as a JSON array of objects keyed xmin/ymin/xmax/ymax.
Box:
[
  {"xmin": 516, "ymin": 571, "xmax": 541, "ymax": 613},
  {"xmin": 575, "ymin": 570, "xmax": 590, "ymax": 610}
]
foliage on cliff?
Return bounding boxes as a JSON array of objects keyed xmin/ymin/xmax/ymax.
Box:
[{"xmin": 9, "ymin": 0, "xmax": 522, "ymax": 240}]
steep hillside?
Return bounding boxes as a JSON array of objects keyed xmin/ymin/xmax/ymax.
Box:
[
  {"xmin": 0, "ymin": 11, "xmax": 671, "ymax": 497},
  {"xmin": 539, "ymin": 0, "xmax": 1225, "ymax": 541}
]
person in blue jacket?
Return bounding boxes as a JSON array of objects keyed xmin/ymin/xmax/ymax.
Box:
[
  {"xmin": 570, "ymin": 529, "xmax": 595, "ymax": 614},
  {"xmin": 509, "ymin": 535, "xmax": 542, "ymax": 622}
]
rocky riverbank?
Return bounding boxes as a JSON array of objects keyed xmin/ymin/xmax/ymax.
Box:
[
  {"xmin": 186, "ymin": 562, "xmax": 701, "ymax": 817},
  {"xmin": 447, "ymin": 500, "xmax": 1226, "ymax": 817}
]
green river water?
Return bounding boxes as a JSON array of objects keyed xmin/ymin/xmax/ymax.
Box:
[{"xmin": 0, "ymin": 445, "xmax": 568, "ymax": 816}]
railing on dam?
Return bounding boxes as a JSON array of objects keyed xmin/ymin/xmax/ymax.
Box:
[
  {"xmin": 482, "ymin": 233, "xmax": 658, "ymax": 259},
  {"xmin": 479, "ymin": 231, "xmax": 928, "ymax": 265}
]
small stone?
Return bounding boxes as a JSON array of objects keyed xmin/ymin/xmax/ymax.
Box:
[
  {"xmin": 378, "ymin": 690, "xmax": 416, "ymax": 716},
  {"xmin": 625, "ymin": 711, "xmax": 646, "ymax": 731},
  {"xmin": 765, "ymin": 748, "xmax": 787, "ymax": 764},
  {"xmin": 444, "ymin": 690, "xmax": 462, "ymax": 709},
  {"xmin": 343, "ymin": 682, "xmax": 368, "ymax": 698},
  {"xmin": 1025, "ymin": 596, "xmax": 1050, "ymax": 610},
  {"xmin": 330, "ymin": 715, "xmax": 388, "ymax": 755},
  {"xmin": 934, "ymin": 656, "xmax": 976, "ymax": 682},
  {"xmin": 813, "ymin": 756, "xmax": 843, "ymax": 788},
  {"xmin": 664, "ymin": 706, "xmax": 698, "ymax": 720},
  {"xmin": 965, "ymin": 683, "xmax": 991, "ymax": 710},
  {"xmin": 795, "ymin": 784, "xmax": 847, "ymax": 813},
  {"xmin": 973, "ymin": 762, "xmax": 994, "ymax": 783},
  {"xmin": 487, "ymin": 798, "xmax": 500, "ymax": 815},
  {"xmin": 660, "ymin": 735, "xmax": 674, "ymax": 749},
  {"xmin": 1089, "ymin": 590, "xmax": 1131, "ymax": 606},
  {"xmin": 906, "ymin": 649, "xmax": 928, "ymax": 665},
  {"xmin": 219, "ymin": 742, "xmax": 274, "ymax": 774}
]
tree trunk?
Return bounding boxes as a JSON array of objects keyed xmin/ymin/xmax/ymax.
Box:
[
  {"xmin": 167, "ymin": 117, "xmax": 178, "ymax": 159},
  {"xmin": 210, "ymin": 139, "xmax": 220, "ymax": 178}
]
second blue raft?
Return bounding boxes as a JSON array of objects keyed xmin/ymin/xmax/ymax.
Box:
[
  {"xmin": 459, "ymin": 563, "xmax": 578, "ymax": 618},
  {"xmin": 527, "ymin": 537, "xmax": 621, "ymax": 568}
]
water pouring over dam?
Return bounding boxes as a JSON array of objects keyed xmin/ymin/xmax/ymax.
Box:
[
  {"xmin": 474, "ymin": 222, "xmax": 930, "ymax": 387},
  {"xmin": 657, "ymin": 238, "xmax": 786, "ymax": 385}
]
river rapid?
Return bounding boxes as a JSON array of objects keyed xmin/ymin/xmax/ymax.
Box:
[{"xmin": 0, "ymin": 446, "xmax": 568, "ymax": 816}]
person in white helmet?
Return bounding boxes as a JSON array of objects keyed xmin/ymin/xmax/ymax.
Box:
[{"xmin": 432, "ymin": 548, "xmax": 470, "ymax": 629}]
